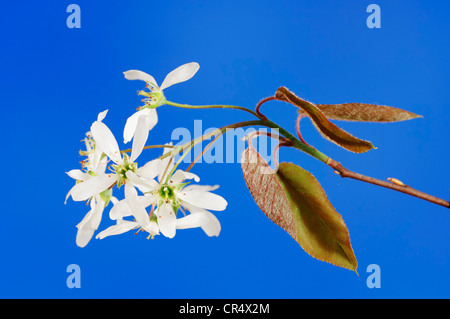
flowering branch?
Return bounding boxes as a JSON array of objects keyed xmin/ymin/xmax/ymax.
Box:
[{"xmin": 66, "ymin": 61, "xmax": 448, "ymax": 274}]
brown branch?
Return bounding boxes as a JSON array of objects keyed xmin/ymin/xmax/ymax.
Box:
[{"xmin": 327, "ymin": 159, "xmax": 450, "ymax": 209}]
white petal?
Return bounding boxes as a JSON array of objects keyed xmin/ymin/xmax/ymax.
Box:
[
  {"xmin": 66, "ymin": 169, "xmax": 88, "ymax": 181},
  {"xmin": 137, "ymin": 159, "xmax": 162, "ymax": 180},
  {"xmin": 159, "ymin": 62, "xmax": 200, "ymax": 91},
  {"xmin": 145, "ymin": 108, "xmax": 158, "ymax": 131},
  {"xmin": 89, "ymin": 141, "xmax": 107, "ymax": 173},
  {"xmin": 182, "ymin": 184, "xmax": 220, "ymax": 192},
  {"xmin": 125, "ymin": 183, "xmax": 151, "ymax": 228},
  {"xmin": 130, "ymin": 115, "xmax": 149, "ymax": 162},
  {"xmin": 109, "ymin": 195, "xmax": 156, "ymax": 220},
  {"xmin": 176, "ymin": 211, "xmax": 221, "ymax": 237},
  {"xmin": 123, "ymin": 108, "xmax": 157, "ymax": 144},
  {"xmin": 77, "ymin": 196, "xmax": 105, "ymax": 230},
  {"xmin": 95, "ymin": 156, "xmax": 108, "ymax": 175},
  {"xmin": 109, "ymin": 198, "xmax": 133, "ymax": 220},
  {"xmin": 140, "ymin": 194, "xmax": 158, "ymax": 208},
  {"xmin": 75, "ymin": 200, "xmax": 94, "ymax": 230},
  {"xmin": 91, "ymin": 121, "xmax": 122, "ymax": 164},
  {"xmin": 69, "ymin": 173, "xmax": 116, "ymax": 202},
  {"xmin": 142, "ymin": 221, "xmax": 159, "ymax": 236},
  {"xmin": 96, "ymin": 220, "xmax": 139, "ymax": 239},
  {"xmin": 169, "ymin": 169, "xmax": 200, "ymax": 185},
  {"xmin": 123, "ymin": 70, "xmax": 158, "ymax": 87},
  {"xmin": 65, "ymin": 185, "xmax": 75, "ymax": 204},
  {"xmin": 126, "ymin": 171, "xmax": 158, "ymax": 193},
  {"xmin": 178, "ymin": 190, "xmax": 228, "ymax": 211},
  {"xmin": 156, "ymin": 203, "xmax": 177, "ymax": 238},
  {"xmin": 110, "ymin": 196, "xmax": 119, "ymax": 205},
  {"xmin": 76, "ymin": 197, "xmax": 105, "ymax": 247},
  {"xmin": 97, "ymin": 109, "xmax": 109, "ymax": 122}
]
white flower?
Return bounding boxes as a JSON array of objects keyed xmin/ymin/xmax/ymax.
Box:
[
  {"xmin": 74, "ymin": 194, "xmax": 118, "ymax": 247},
  {"xmin": 65, "ymin": 110, "xmax": 110, "ymax": 202},
  {"xmin": 99, "ymin": 146, "xmax": 227, "ymax": 240},
  {"xmin": 65, "ymin": 111, "xmax": 120, "ymax": 204},
  {"xmin": 66, "ymin": 111, "xmax": 161, "ymax": 246},
  {"xmin": 90, "ymin": 114, "xmax": 163, "ymax": 190},
  {"xmin": 96, "ymin": 183, "xmax": 160, "ymax": 240},
  {"xmin": 122, "ymin": 62, "xmax": 200, "ymax": 144},
  {"xmin": 65, "ymin": 110, "xmax": 114, "ymax": 247}
]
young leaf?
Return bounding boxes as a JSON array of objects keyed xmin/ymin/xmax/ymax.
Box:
[
  {"xmin": 306, "ymin": 103, "xmax": 423, "ymax": 122},
  {"xmin": 241, "ymin": 141, "xmax": 358, "ymax": 273},
  {"xmin": 241, "ymin": 140, "xmax": 297, "ymax": 239},
  {"xmin": 277, "ymin": 162, "xmax": 358, "ymax": 273},
  {"xmin": 275, "ymin": 87, "xmax": 375, "ymax": 153}
]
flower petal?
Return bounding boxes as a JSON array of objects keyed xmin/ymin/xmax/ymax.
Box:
[
  {"xmin": 130, "ymin": 115, "xmax": 149, "ymax": 162},
  {"xmin": 137, "ymin": 159, "xmax": 162, "ymax": 180},
  {"xmin": 76, "ymin": 196, "xmax": 105, "ymax": 247},
  {"xmin": 182, "ymin": 184, "xmax": 220, "ymax": 193},
  {"xmin": 95, "ymin": 156, "xmax": 109, "ymax": 175},
  {"xmin": 178, "ymin": 189, "xmax": 228, "ymax": 211},
  {"xmin": 109, "ymin": 198, "xmax": 133, "ymax": 220},
  {"xmin": 97, "ymin": 109, "xmax": 109, "ymax": 122},
  {"xmin": 66, "ymin": 169, "xmax": 88, "ymax": 182},
  {"xmin": 159, "ymin": 62, "xmax": 200, "ymax": 91},
  {"xmin": 69, "ymin": 174, "xmax": 116, "ymax": 202},
  {"xmin": 109, "ymin": 195, "xmax": 156, "ymax": 220},
  {"xmin": 156, "ymin": 203, "xmax": 177, "ymax": 238},
  {"xmin": 65, "ymin": 185, "xmax": 75, "ymax": 204},
  {"xmin": 126, "ymin": 170, "xmax": 159, "ymax": 193},
  {"xmin": 96, "ymin": 220, "xmax": 139, "ymax": 239},
  {"xmin": 125, "ymin": 183, "xmax": 152, "ymax": 230},
  {"xmin": 142, "ymin": 221, "xmax": 159, "ymax": 236},
  {"xmin": 176, "ymin": 211, "xmax": 221, "ymax": 237},
  {"xmin": 123, "ymin": 108, "xmax": 158, "ymax": 144},
  {"xmin": 145, "ymin": 108, "xmax": 158, "ymax": 131},
  {"xmin": 91, "ymin": 121, "xmax": 122, "ymax": 164},
  {"xmin": 169, "ymin": 169, "xmax": 200, "ymax": 184},
  {"xmin": 123, "ymin": 70, "xmax": 158, "ymax": 87}
]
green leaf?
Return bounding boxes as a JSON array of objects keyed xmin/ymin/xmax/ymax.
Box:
[
  {"xmin": 277, "ymin": 162, "xmax": 358, "ymax": 273},
  {"xmin": 309, "ymin": 103, "xmax": 423, "ymax": 122},
  {"xmin": 241, "ymin": 142, "xmax": 358, "ymax": 273},
  {"xmin": 275, "ymin": 87, "xmax": 375, "ymax": 153}
]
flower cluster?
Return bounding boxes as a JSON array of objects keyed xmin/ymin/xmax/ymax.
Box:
[{"xmin": 66, "ymin": 63, "xmax": 227, "ymax": 247}]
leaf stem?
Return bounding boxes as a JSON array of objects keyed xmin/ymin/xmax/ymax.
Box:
[
  {"xmin": 166, "ymin": 101, "xmax": 262, "ymax": 119},
  {"xmin": 260, "ymin": 119, "xmax": 330, "ymax": 163}
]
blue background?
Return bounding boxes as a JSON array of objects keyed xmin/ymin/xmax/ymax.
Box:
[{"xmin": 0, "ymin": 1, "xmax": 448, "ymax": 298}]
